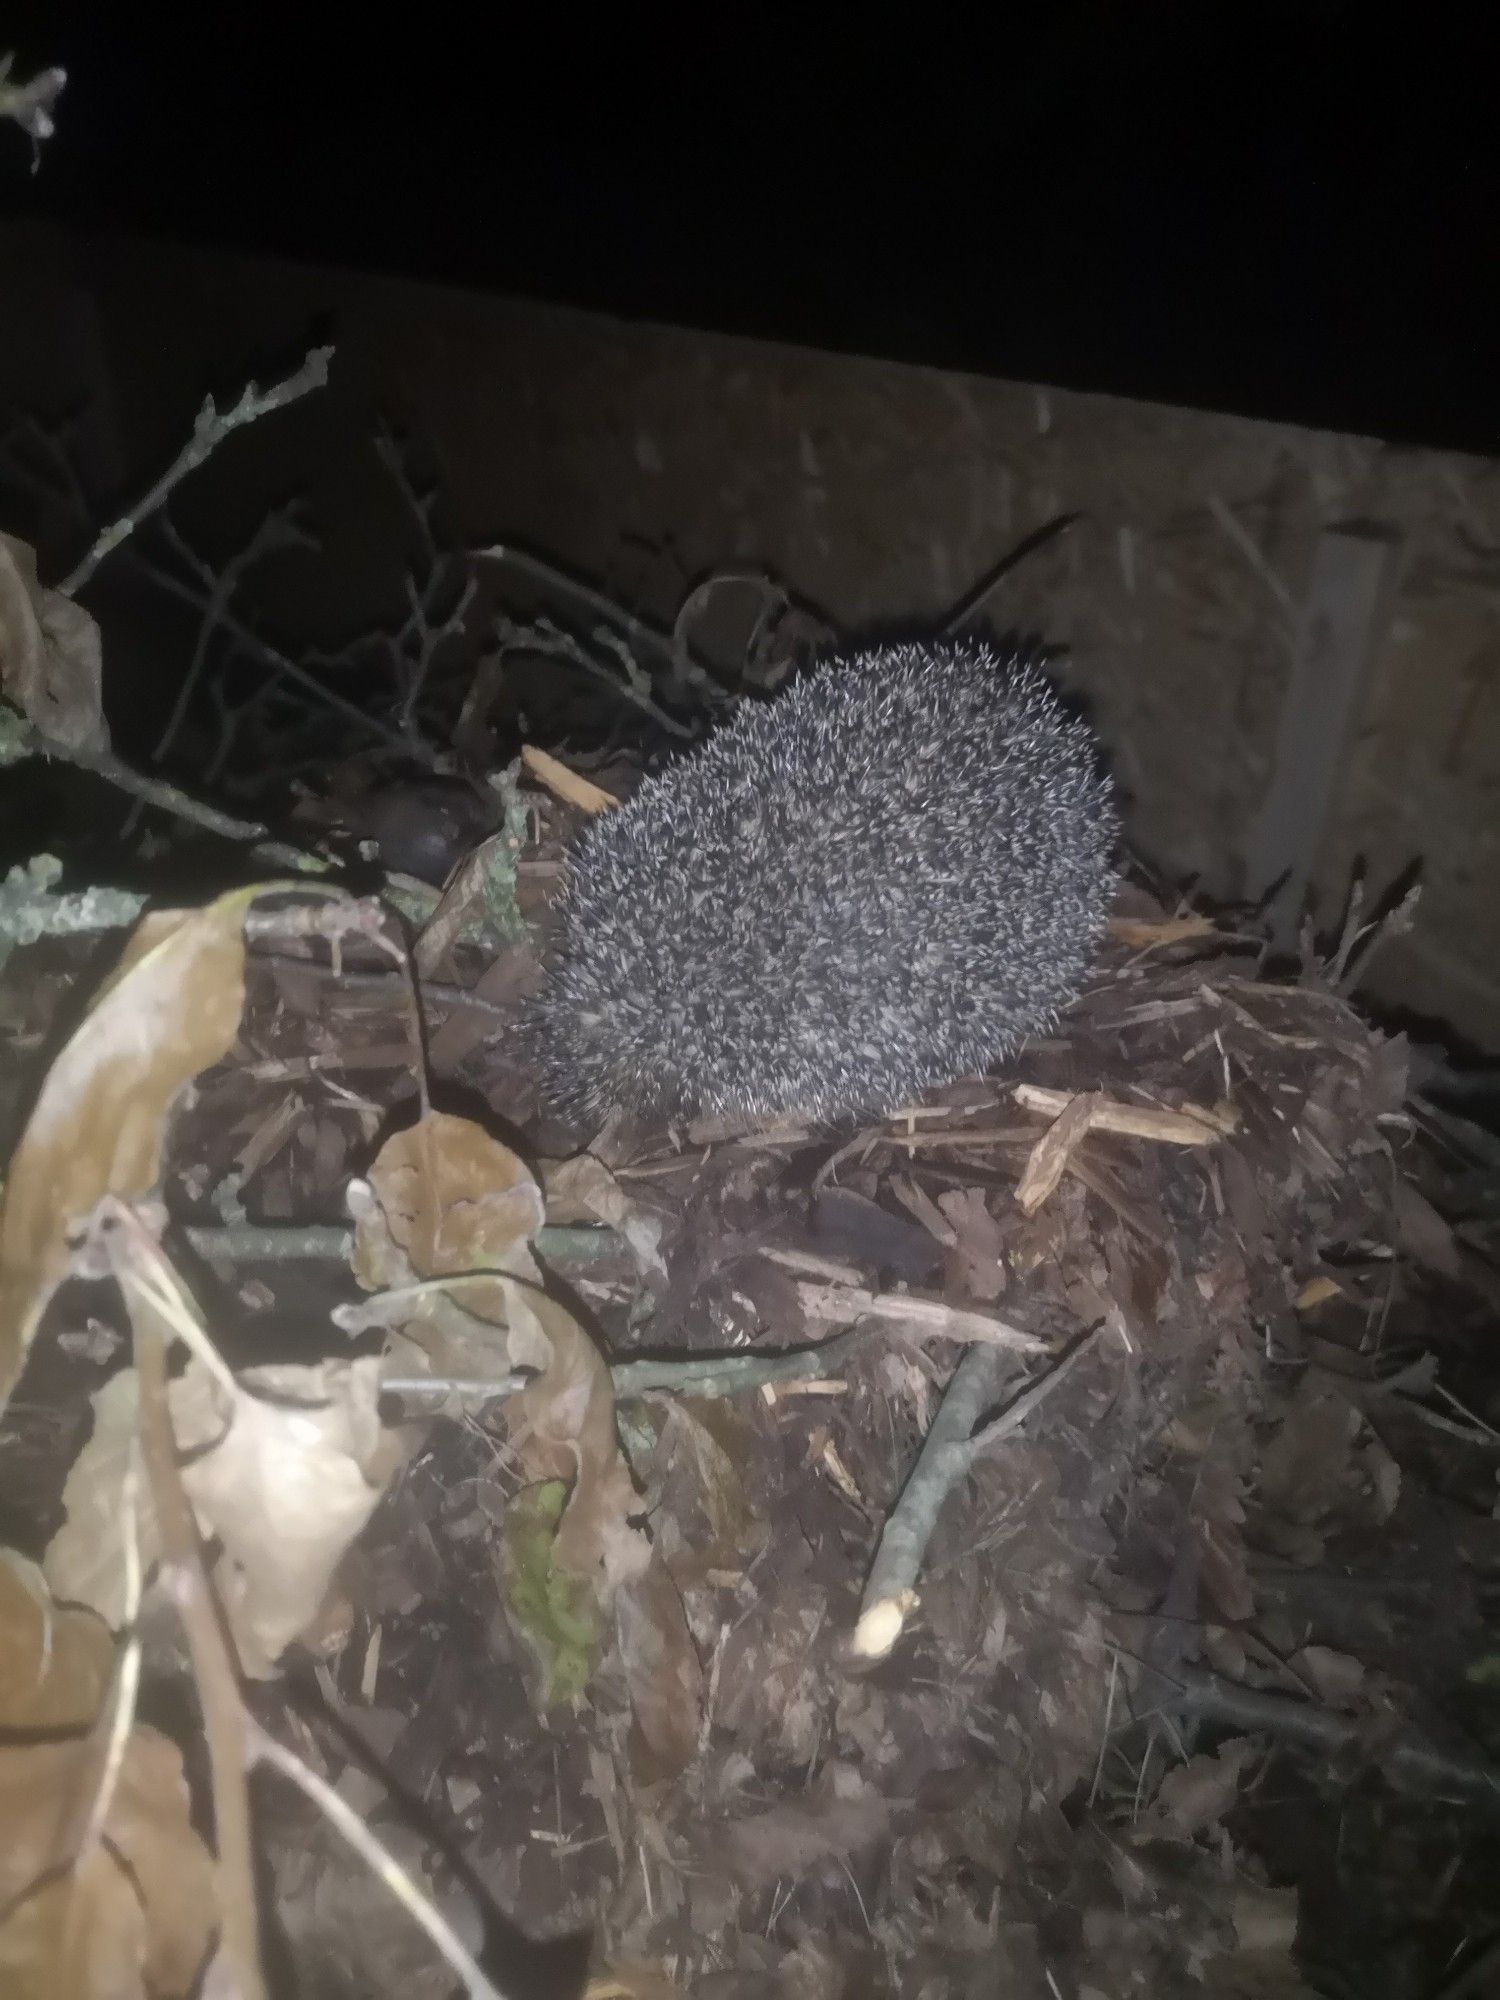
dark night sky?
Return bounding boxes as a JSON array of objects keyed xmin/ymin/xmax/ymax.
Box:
[{"xmin": 5, "ymin": 7, "xmax": 1499, "ymax": 455}]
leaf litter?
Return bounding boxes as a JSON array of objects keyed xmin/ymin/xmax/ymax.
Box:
[{"xmin": 0, "ymin": 840, "xmax": 1496, "ymax": 1996}]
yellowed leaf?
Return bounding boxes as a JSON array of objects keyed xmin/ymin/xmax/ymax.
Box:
[
  {"xmin": 0, "ymin": 1549, "xmax": 114, "ymax": 1729},
  {"xmin": 0, "ymin": 1727, "xmax": 216, "ymax": 1999},
  {"xmin": 0, "ymin": 890, "xmax": 258, "ymax": 1409}
]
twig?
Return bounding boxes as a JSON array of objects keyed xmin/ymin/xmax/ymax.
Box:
[
  {"xmin": 182, "ymin": 1221, "xmax": 614, "ymax": 1268},
  {"xmin": 478, "ymin": 543, "xmax": 696, "ymax": 673},
  {"xmin": 126, "ymin": 545, "xmax": 438, "ymax": 765},
  {"xmin": 148, "ymin": 505, "xmax": 318, "ymax": 770},
  {"xmin": 14, "ymin": 714, "xmax": 322, "ymax": 867},
  {"xmin": 492, "ymin": 613, "xmax": 697, "ymax": 739},
  {"xmin": 852, "ymin": 1324, "xmax": 1103, "ymax": 1661},
  {"xmin": 1166, "ymin": 1667, "xmax": 1500, "ymax": 1808},
  {"xmin": 62, "ymin": 348, "xmax": 334, "ymax": 595},
  {"xmin": 940, "ymin": 513, "xmax": 1084, "ymax": 631},
  {"xmin": 851, "ymin": 1343, "xmax": 1014, "ymax": 1662},
  {"xmin": 795, "ymin": 1281, "xmax": 1045, "ymax": 1353},
  {"xmin": 612, "ymin": 1324, "xmax": 870, "ymax": 1398},
  {"xmin": 108, "ymin": 1206, "xmax": 267, "ymax": 2000},
  {"xmin": 248, "ymin": 1722, "xmax": 510, "ymax": 2000},
  {"xmin": 74, "ymin": 1447, "xmax": 144, "ymax": 1863}
]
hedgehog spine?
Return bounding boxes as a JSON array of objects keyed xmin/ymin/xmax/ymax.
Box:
[{"xmin": 529, "ymin": 638, "xmax": 1117, "ymax": 1124}]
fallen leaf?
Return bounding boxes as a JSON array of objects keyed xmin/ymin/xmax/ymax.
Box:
[
  {"xmin": 172, "ymin": 1355, "xmax": 404, "ymax": 1677},
  {"xmin": 356, "ymin": 1113, "xmax": 653, "ymax": 1714},
  {"xmin": 717, "ymin": 1764, "xmax": 890, "ymax": 1890},
  {"xmin": 1149, "ymin": 1739, "xmax": 1255, "ymax": 1838},
  {"xmin": 0, "ymin": 1726, "xmax": 216, "ymax": 1999},
  {"xmin": 0, "ymin": 531, "xmax": 108, "ymax": 752},
  {"xmin": 351, "ymin": 1111, "xmax": 544, "ymax": 1294},
  {"xmin": 0, "ymin": 891, "xmax": 256, "ymax": 1408},
  {"xmin": 0, "ymin": 1549, "xmax": 114, "ymax": 1729},
  {"xmin": 617, "ymin": 1556, "xmax": 703, "ymax": 1783},
  {"xmin": 543, "ymin": 1152, "xmax": 666, "ymax": 1277},
  {"xmin": 43, "ymin": 1371, "xmax": 150, "ymax": 1629}
]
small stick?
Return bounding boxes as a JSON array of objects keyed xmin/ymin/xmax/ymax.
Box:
[
  {"xmin": 249, "ymin": 1723, "xmax": 510, "ymax": 2000},
  {"xmin": 852, "ymin": 1324, "xmax": 1103, "ymax": 1661},
  {"xmin": 63, "ymin": 349, "xmax": 333, "ymax": 594}
]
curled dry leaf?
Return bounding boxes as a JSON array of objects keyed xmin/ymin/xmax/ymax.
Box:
[
  {"xmin": 0, "ymin": 890, "xmax": 257, "ymax": 1408},
  {"xmin": 353, "ymin": 1110, "xmax": 546, "ymax": 1292},
  {"xmin": 0, "ymin": 1555, "xmax": 215, "ymax": 1997},
  {"xmin": 354, "ymin": 1112, "xmax": 655, "ymax": 1706},
  {"xmin": 616, "ymin": 1555, "xmax": 704, "ymax": 1784},
  {"xmin": 543, "ymin": 1152, "xmax": 666, "ymax": 1278},
  {"xmin": 0, "ymin": 1726, "xmax": 217, "ymax": 2000},
  {"xmin": 172, "ymin": 1354, "xmax": 405, "ymax": 1678},
  {"xmin": 1147, "ymin": 1739, "xmax": 1255, "ymax": 1840},
  {"xmin": 43, "ymin": 1353, "xmax": 402, "ymax": 1677},
  {"xmin": 0, "ymin": 1548, "xmax": 114, "ymax": 1729},
  {"xmin": 0, "ymin": 531, "xmax": 108, "ymax": 753},
  {"xmin": 43, "ymin": 1371, "xmax": 148, "ymax": 1628},
  {"xmin": 717, "ymin": 1763, "xmax": 891, "ymax": 1891}
]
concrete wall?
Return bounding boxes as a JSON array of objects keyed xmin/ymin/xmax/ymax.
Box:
[{"xmin": 3, "ymin": 222, "xmax": 1498, "ymax": 1049}]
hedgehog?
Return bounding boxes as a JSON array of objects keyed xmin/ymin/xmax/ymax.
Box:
[{"xmin": 526, "ymin": 637, "xmax": 1117, "ymax": 1126}]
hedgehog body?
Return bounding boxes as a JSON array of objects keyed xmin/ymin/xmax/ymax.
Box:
[{"xmin": 530, "ymin": 639, "xmax": 1117, "ymax": 1125}]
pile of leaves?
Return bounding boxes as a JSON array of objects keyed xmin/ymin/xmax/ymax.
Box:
[{"xmin": 0, "ymin": 841, "xmax": 1496, "ymax": 1998}]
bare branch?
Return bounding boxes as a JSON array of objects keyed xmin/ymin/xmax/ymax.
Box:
[{"xmin": 62, "ymin": 346, "xmax": 334, "ymax": 594}]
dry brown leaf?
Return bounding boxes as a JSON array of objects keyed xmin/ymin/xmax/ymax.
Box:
[
  {"xmin": 1289, "ymin": 1644, "xmax": 1366, "ymax": 1709},
  {"xmin": 717, "ymin": 1764, "xmax": 890, "ymax": 1890},
  {"xmin": 543, "ymin": 1153, "xmax": 666, "ymax": 1277},
  {"xmin": 0, "ymin": 1549, "xmax": 114, "ymax": 1729},
  {"xmin": 43, "ymin": 1371, "xmax": 151, "ymax": 1629},
  {"xmin": 0, "ymin": 531, "xmax": 108, "ymax": 752},
  {"xmin": 1149, "ymin": 1739, "xmax": 1254, "ymax": 1838},
  {"xmin": 44, "ymin": 1349, "xmax": 402, "ymax": 1677},
  {"xmin": 936, "ymin": 1186, "xmax": 1008, "ymax": 1300},
  {"xmin": 172, "ymin": 1355, "xmax": 404, "ymax": 1678},
  {"xmin": 652, "ymin": 1400, "xmax": 763, "ymax": 1577},
  {"xmin": 504, "ymin": 1280, "xmax": 650, "ymax": 1588},
  {"xmin": 0, "ymin": 891, "xmax": 256, "ymax": 1409},
  {"xmin": 617, "ymin": 1556, "xmax": 704, "ymax": 1784},
  {"xmin": 352, "ymin": 1111, "xmax": 544, "ymax": 1292},
  {"xmin": 1258, "ymin": 1377, "xmax": 1360, "ymax": 1528},
  {"xmin": 0, "ymin": 1726, "xmax": 216, "ymax": 1999},
  {"xmin": 356, "ymin": 1114, "xmax": 650, "ymax": 1634},
  {"xmin": 1392, "ymin": 1179, "xmax": 1464, "ymax": 1280}
]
